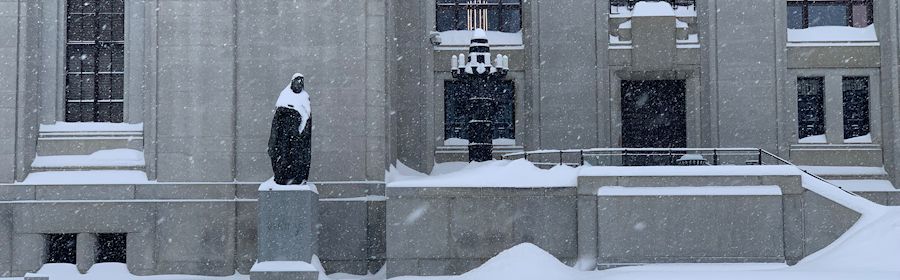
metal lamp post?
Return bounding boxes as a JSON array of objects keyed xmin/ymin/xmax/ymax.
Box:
[{"xmin": 450, "ymin": 28, "xmax": 511, "ymax": 162}]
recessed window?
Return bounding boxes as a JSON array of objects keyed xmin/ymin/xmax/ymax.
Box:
[
  {"xmin": 797, "ymin": 77, "xmax": 826, "ymax": 140},
  {"xmin": 444, "ymin": 80, "xmax": 515, "ymax": 144},
  {"xmin": 46, "ymin": 233, "xmax": 77, "ymax": 264},
  {"xmin": 436, "ymin": 0, "xmax": 521, "ymax": 32},
  {"xmin": 842, "ymin": 76, "xmax": 870, "ymax": 140},
  {"xmin": 65, "ymin": 0, "xmax": 125, "ymax": 123},
  {"xmin": 787, "ymin": 0, "xmax": 873, "ymax": 29},
  {"xmin": 96, "ymin": 233, "xmax": 127, "ymax": 263}
]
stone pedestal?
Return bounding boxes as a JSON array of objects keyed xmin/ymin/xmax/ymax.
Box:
[{"xmin": 251, "ymin": 179, "xmax": 320, "ymax": 280}]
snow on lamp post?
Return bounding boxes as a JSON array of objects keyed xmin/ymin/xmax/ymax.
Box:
[{"xmin": 450, "ymin": 28, "xmax": 510, "ymax": 162}]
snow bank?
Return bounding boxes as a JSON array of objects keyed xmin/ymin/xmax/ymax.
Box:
[
  {"xmin": 452, "ymin": 243, "xmax": 577, "ymax": 280},
  {"xmin": 787, "ymin": 25, "xmax": 877, "ymax": 43},
  {"xmin": 387, "ymin": 159, "xmax": 578, "ymax": 188},
  {"xmin": 1, "ymin": 263, "xmax": 247, "ymax": 280},
  {"xmin": 794, "ymin": 207, "xmax": 898, "ymax": 272},
  {"xmin": 31, "ymin": 149, "xmax": 145, "ymax": 168},
  {"xmin": 438, "ymin": 30, "xmax": 523, "ymax": 46}
]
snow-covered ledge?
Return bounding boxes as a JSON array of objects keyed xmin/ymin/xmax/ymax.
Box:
[
  {"xmin": 787, "ymin": 25, "xmax": 878, "ymax": 47},
  {"xmin": 39, "ymin": 122, "xmax": 143, "ymax": 133},
  {"xmin": 435, "ymin": 30, "xmax": 523, "ymax": 50}
]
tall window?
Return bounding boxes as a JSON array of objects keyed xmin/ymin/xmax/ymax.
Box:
[
  {"xmin": 787, "ymin": 0, "xmax": 873, "ymax": 29},
  {"xmin": 798, "ymin": 77, "xmax": 825, "ymax": 139},
  {"xmin": 444, "ymin": 81, "xmax": 515, "ymax": 142},
  {"xmin": 436, "ymin": 0, "xmax": 521, "ymax": 32},
  {"xmin": 65, "ymin": 0, "xmax": 125, "ymax": 123},
  {"xmin": 843, "ymin": 76, "xmax": 870, "ymax": 139},
  {"xmin": 46, "ymin": 233, "xmax": 77, "ymax": 264}
]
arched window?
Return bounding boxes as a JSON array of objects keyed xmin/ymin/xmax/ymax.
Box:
[
  {"xmin": 65, "ymin": 0, "xmax": 125, "ymax": 123},
  {"xmin": 436, "ymin": 0, "xmax": 522, "ymax": 33}
]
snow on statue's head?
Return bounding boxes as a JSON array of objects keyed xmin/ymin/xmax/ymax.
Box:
[{"xmin": 290, "ymin": 73, "xmax": 305, "ymax": 94}]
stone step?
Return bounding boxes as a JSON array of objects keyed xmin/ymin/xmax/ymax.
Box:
[
  {"xmin": 37, "ymin": 122, "xmax": 143, "ymax": 156},
  {"xmin": 31, "ymin": 149, "xmax": 146, "ymax": 173}
]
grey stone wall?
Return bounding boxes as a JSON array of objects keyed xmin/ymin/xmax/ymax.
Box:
[
  {"xmin": 0, "ymin": 0, "xmax": 19, "ymax": 183},
  {"xmin": 155, "ymin": 0, "xmax": 236, "ymax": 182},
  {"xmin": 385, "ymin": 187, "xmax": 578, "ymax": 277}
]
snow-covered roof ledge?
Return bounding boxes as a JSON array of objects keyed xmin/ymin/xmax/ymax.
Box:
[
  {"xmin": 787, "ymin": 25, "xmax": 879, "ymax": 47},
  {"xmin": 631, "ymin": 1, "xmax": 675, "ymax": 17},
  {"xmin": 436, "ymin": 30, "xmax": 523, "ymax": 48}
]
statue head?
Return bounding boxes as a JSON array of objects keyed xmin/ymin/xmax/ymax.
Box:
[{"xmin": 290, "ymin": 74, "xmax": 305, "ymax": 93}]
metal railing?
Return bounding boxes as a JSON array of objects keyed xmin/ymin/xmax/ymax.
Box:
[{"xmin": 501, "ymin": 147, "xmax": 857, "ymax": 195}]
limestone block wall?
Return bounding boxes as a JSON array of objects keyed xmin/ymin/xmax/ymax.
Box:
[
  {"xmin": 385, "ymin": 187, "xmax": 578, "ymax": 277},
  {"xmin": 0, "ymin": 182, "xmax": 386, "ymax": 277}
]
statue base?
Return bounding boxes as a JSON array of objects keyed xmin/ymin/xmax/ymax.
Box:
[
  {"xmin": 257, "ymin": 178, "xmax": 319, "ymax": 264},
  {"xmin": 250, "ymin": 261, "xmax": 318, "ymax": 280}
]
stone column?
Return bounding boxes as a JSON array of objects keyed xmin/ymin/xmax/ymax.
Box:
[
  {"xmin": 76, "ymin": 233, "xmax": 97, "ymax": 273},
  {"xmin": 250, "ymin": 180, "xmax": 320, "ymax": 280}
]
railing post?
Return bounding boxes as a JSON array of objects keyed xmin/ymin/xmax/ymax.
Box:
[
  {"xmin": 758, "ymin": 149, "xmax": 763, "ymax": 165},
  {"xmin": 713, "ymin": 149, "xmax": 719, "ymax": 165},
  {"xmin": 559, "ymin": 150, "xmax": 564, "ymax": 166},
  {"xmin": 580, "ymin": 150, "xmax": 584, "ymax": 166}
]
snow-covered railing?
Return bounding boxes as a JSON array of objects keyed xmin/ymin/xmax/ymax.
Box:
[{"xmin": 503, "ymin": 147, "xmax": 859, "ymax": 196}]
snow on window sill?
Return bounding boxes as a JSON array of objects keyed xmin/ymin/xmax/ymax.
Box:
[
  {"xmin": 844, "ymin": 134, "xmax": 872, "ymax": 144},
  {"xmin": 798, "ymin": 134, "xmax": 827, "ymax": 144},
  {"xmin": 39, "ymin": 122, "xmax": 144, "ymax": 133},
  {"xmin": 787, "ymin": 25, "xmax": 878, "ymax": 47}
]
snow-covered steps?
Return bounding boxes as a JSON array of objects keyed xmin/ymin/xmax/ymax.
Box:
[
  {"xmin": 31, "ymin": 149, "xmax": 145, "ymax": 172},
  {"xmin": 798, "ymin": 165, "xmax": 889, "ymax": 180},
  {"xmin": 19, "ymin": 170, "xmax": 151, "ymax": 185},
  {"xmin": 37, "ymin": 122, "xmax": 143, "ymax": 156}
]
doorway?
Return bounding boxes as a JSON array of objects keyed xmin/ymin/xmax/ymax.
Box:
[{"xmin": 621, "ymin": 80, "xmax": 687, "ymax": 165}]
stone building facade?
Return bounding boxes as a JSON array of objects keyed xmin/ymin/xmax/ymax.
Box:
[{"xmin": 0, "ymin": 0, "xmax": 899, "ymax": 277}]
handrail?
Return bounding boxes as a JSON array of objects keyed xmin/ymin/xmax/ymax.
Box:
[{"xmin": 502, "ymin": 147, "xmax": 858, "ymax": 196}]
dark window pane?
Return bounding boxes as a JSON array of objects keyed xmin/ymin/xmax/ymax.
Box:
[
  {"xmin": 436, "ymin": 0, "xmax": 521, "ymax": 32},
  {"xmin": 46, "ymin": 234, "xmax": 77, "ymax": 264},
  {"xmin": 445, "ymin": 81, "xmax": 469, "ymax": 140},
  {"xmin": 68, "ymin": 0, "xmax": 96, "ymax": 14},
  {"xmin": 843, "ymin": 76, "xmax": 870, "ymax": 139},
  {"xmin": 444, "ymin": 80, "xmax": 515, "ymax": 141},
  {"xmin": 65, "ymin": 0, "xmax": 125, "ymax": 123},
  {"xmin": 436, "ymin": 6, "xmax": 457, "ymax": 32},
  {"xmin": 797, "ymin": 77, "xmax": 825, "ymax": 139},
  {"xmin": 808, "ymin": 2, "xmax": 848, "ymax": 27},
  {"xmin": 96, "ymin": 233, "xmax": 127, "ymax": 263},
  {"xmin": 96, "ymin": 43, "xmax": 124, "ymax": 72},
  {"xmin": 493, "ymin": 80, "xmax": 515, "ymax": 139},
  {"xmin": 787, "ymin": 4, "xmax": 804, "ymax": 29}
]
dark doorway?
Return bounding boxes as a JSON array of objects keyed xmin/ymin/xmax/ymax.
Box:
[
  {"xmin": 46, "ymin": 233, "xmax": 77, "ymax": 264},
  {"xmin": 621, "ymin": 80, "xmax": 687, "ymax": 165},
  {"xmin": 96, "ymin": 233, "xmax": 127, "ymax": 263}
]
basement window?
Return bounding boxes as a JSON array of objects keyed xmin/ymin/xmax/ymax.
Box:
[
  {"xmin": 96, "ymin": 233, "xmax": 127, "ymax": 263},
  {"xmin": 46, "ymin": 234, "xmax": 77, "ymax": 264}
]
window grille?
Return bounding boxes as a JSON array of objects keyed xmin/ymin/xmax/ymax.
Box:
[
  {"xmin": 842, "ymin": 76, "xmax": 870, "ymax": 139},
  {"xmin": 65, "ymin": 0, "xmax": 125, "ymax": 122},
  {"xmin": 444, "ymin": 80, "xmax": 515, "ymax": 141},
  {"xmin": 436, "ymin": 0, "xmax": 522, "ymax": 32},
  {"xmin": 797, "ymin": 77, "xmax": 826, "ymax": 139}
]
